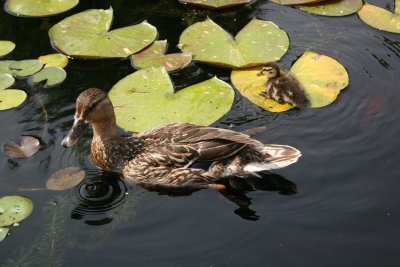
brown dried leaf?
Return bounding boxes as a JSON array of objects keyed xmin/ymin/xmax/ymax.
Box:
[
  {"xmin": 46, "ymin": 166, "xmax": 85, "ymax": 191},
  {"xmin": 2, "ymin": 136, "xmax": 41, "ymax": 158}
]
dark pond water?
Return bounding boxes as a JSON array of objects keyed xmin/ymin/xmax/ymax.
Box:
[{"xmin": 1, "ymin": 0, "xmax": 400, "ymax": 266}]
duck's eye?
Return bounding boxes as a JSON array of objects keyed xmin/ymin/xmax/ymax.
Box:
[{"xmin": 90, "ymin": 100, "xmax": 99, "ymax": 109}]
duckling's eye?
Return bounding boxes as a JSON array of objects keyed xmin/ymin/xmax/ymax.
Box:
[{"xmin": 90, "ymin": 100, "xmax": 99, "ymax": 110}]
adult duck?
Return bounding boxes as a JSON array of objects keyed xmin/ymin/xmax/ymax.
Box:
[{"xmin": 62, "ymin": 88, "xmax": 301, "ymax": 187}]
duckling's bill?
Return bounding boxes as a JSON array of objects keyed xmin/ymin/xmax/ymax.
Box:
[{"xmin": 61, "ymin": 118, "xmax": 88, "ymax": 147}]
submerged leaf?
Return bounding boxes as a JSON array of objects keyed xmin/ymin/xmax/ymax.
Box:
[
  {"xmin": 0, "ymin": 74, "xmax": 15, "ymax": 90},
  {"xmin": 38, "ymin": 53, "xmax": 69, "ymax": 68},
  {"xmin": 298, "ymin": 0, "xmax": 362, "ymax": 16},
  {"xmin": 358, "ymin": 1, "xmax": 400, "ymax": 33},
  {"xmin": 5, "ymin": 0, "xmax": 78, "ymax": 17},
  {"xmin": 178, "ymin": 18, "xmax": 289, "ymax": 68},
  {"xmin": 0, "ymin": 227, "xmax": 9, "ymax": 242},
  {"xmin": 46, "ymin": 167, "xmax": 85, "ymax": 191},
  {"xmin": 0, "ymin": 196, "xmax": 33, "ymax": 227},
  {"xmin": 3, "ymin": 136, "xmax": 41, "ymax": 158},
  {"xmin": 131, "ymin": 40, "xmax": 192, "ymax": 72},
  {"xmin": 109, "ymin": 67, "xmax": 234, "ymax": 132},
  {"xmin": 49, "ymin": 8, "xmax": 158, "ymax": 59},
  {"xmin": 9, "ymin": 59, "xmax": 43, "ymax": 77},
  {"xmin": 31, "ymin": 67, "xmax": 67, "ymax": 87},
  {"xmin": 0, "ymin": 89, "xmax": 27, "ymax": 110},
  {"xmin": 0, "ymin": 60, "xmax": 16, "ymax": 75},
  {"xmin": 271, "ymin": 0, "xmax": 325, "ymax": 5},
  {"xmin": 0, "ymin": 41, "xmax": 16, "ymax": 57},
  {"xmin": 179, "ymin": 0, "xmax": 253, "ymax": 9}
]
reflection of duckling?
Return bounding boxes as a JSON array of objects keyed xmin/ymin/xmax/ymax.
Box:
[{"xmin": 257, "ymin": 62, "xmax": 309, "ymax": 108}]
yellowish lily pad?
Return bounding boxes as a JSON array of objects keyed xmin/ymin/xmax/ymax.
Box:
[
  {"xmin": 0, "ymin": 196, "xmax": 33, "ymax": 227},
  {"xmin": 0, "ymin": 41, "xmax": 15, "ymax": 57},
  {"xmin": 298, "ymin": 0, "xmax": 362, "ymax": 16},
  {"xmin": 0, "ymin": 74, "xmax": 15, "ymax": 90},
  {"xmin": 49, "ymin": 8, "xmax": 158, "ymax": 59},
  {"xmin": 0, "ymin": 227, "xmax": 9, "ymax": 242},
  {"xmin": 178, "ymin": 18, "xmax": 289, "ymax": 68},
  {"xmin": 46, "ymin": 167, "xmax": 85, "ymax": 191},
  {"xmin": 5, "ymin": 0, "xmax": 78, "ymax": 17},
  {"xmin": 0, "ymin": 60, "xmax": 16, "ymax": 75},
  {"xmin": 271, "ymin": 0, "xmax": 325, "ymax": 5},
  {"xmin": 0, "ymin": 89, "xmax": 27, "ymax": 110},
  {"xmin": 31, "ymin": 67, "xmax": 67, "ymax": 87},
  {"xmin": 231, "ymin": 51, "xmax": 349, "ymax": 112},
  {"xmin": 358, "ymin": 1, "xmax": 400, "ymax": 33},
  {"xmin": 179, "ymin": 0, "xmax": 253, "ymax": 9},
  {"xmin": 109, "ymin": 67, "xmax": 234, "ymax": 132},
  {"xmin": 9, "ymin": 59, "xmax": 43, "ymax": 77},
  {"xmin": 38, "ymin": 53, "xmax": 69, "ymax": 68},
  {"xmin": 131, "ymin": 40, "xmax": 192, "ymax": 72}
]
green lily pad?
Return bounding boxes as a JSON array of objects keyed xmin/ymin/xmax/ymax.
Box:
[
  {"xmin": 231, "ymin": 51, "xmax": 349, "ymax": 112},
  {"xmin": 0, "ymin": 74, "xmax": 15, "ymax": 90},
  {"xmin": 9, "ymin": 59, "xmax": 43, "ymax": 77},
  {"xmin": 31, "ymin": 67, "xmax": 67, "ymax": 87},
  {"xmin": 5, "ymin": 0, "xmax": 79, "ymax": 17},
  {"xmin": 109, "ymin": 67, "xmax": 234, "ymax": 132},
  {"xmin": 178, "ymin": 18, "xmax": 289, "ymax": 68},
  {"xmin": 0, "ymin": 227, "xmax": 9, "ymax": 242},
  {"xmin": 0, "ymin": 196, "xmax": 33, "ymax": 227},
  {"xmin": 3, "ymin": 136, "xmax": 41, "ymax": 158},
  {"xmin": 131, "ymin": 40, "xmax": 192, "ymax": 72},
  {"xmin": 49, "ymin": 8, "xmax": 158, "ymax": 59},
  {"xmin": 0, "ymin": 89, "xmax": 27, "ymax": 110},
  {"xmin": 271, "ymin": 0, "xmax": 325, "ymax": 5},
  {"xmin": 298, "ymin": 0, "xmax": 362, "ymax": 16},
  {"xmin": 179, "ymin": 0, "xmax": 253, "ymax": 9},
  {"xmin": 46, "ymin": 167, "xmax": 85, "ymax": 191},
  {"xmin": 0, "ymin": 41, "xmax": 15, "ymax": 57},
  {"xmin": 38, "ymin": 53, "xmax": 69, "ymax": 68},
  {"xmin": 0, "ymin": 60, "xmax": 16, "ymax": 75},
  {"xmin": 358, "ymin": 0, "xmax": 400, "ymax": 33}
]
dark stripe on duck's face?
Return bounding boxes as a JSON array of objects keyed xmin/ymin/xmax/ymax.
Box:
[{"xmin": 61, "ymin": 117, "xmax": 88, "ymax": 147}]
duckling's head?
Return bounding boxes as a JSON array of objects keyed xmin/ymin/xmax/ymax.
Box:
[
  {"xmin": 62, "ymin": 88, "xmax": 115, "ymax": 147},
  {"xmin": 257, "ymin": 62, "xmax": 280, "ymax": 78}
]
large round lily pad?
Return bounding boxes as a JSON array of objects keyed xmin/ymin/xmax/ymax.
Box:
[
  {"xmin": 298, "ymin": 0, "xmax": 362, "ymax": 16},
  {"xmin": 9, "ymin": 59, "xmax": 43, "ymax": 77},
  {"xmin": 179, "ymin": 0, "xmax": 253, "ymax": 9},
  {"xmin": 49, "ymin": 8, "xmax": 158, "ymax": 59},
  {"xmin": 109, "ymin": 67, "xmax": 235, "ymax": 132},
  {"xmin": 0, "ymin": 74, "xmax": 15, "ymax": 90},
  {"xmin": 131, "ymin": 40, "xmax": 192, "ymax": 72},
  {"xmin": 0, "ymin": 89, "xmax": 27, "ymax": 110},
  {"xmin": 178, "ymin": 18, "xmax": 289, "ymax": 68},
  {"xmin": 5, "ymin": 0, "xmax": 79, "ymax": 17},
  {"xmin": 38, "ymin": 53, "xmax": 69, "ymax": 68},
  {"xmin": 0, "ymin": 41, "xmax": 15, "ymax": 57},
  {"xmin": 358, "ymin": 1, "xmax": 400, "ymax": 34},
  {"xmin": 231, "ymin": 51, "xmax": 349, "ymax": 112},
  {"xmin": 3, "ymin": 136, "xmax": 41, "ymax": 158},
  {"xmin": 0, "ymin": 60, "xmax": 16, "ymax": 75},
  {"xmin": 271, "ymin": 0, "xmax": 325, "ymax": 5},
  {"xmin": 30, "ymin": 67, "xmax": 67, "ymax": 87},
  {"xmin": 46, "ymin": 167, "xmax": 85, "ymax": 191},
  {"xmin": 0, "ymin": 227, "xmax": 9, "ymax": 242},
  {"xmin": 0, "ymin": 196, "xmax": 33, "ymax": 227}
]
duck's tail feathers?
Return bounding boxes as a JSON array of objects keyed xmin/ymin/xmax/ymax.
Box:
[{"xmin": 242, "ymin": 144, "xmax": 301, "ymax": 173}]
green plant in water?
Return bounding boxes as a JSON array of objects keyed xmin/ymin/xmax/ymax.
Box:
[{"xmin": 358, "ymin": 0, "xmax": 400, "ymax": 33}]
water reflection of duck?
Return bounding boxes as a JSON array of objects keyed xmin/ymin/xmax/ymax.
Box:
[
  {"xmin": 62, "ymin": 88, "xmax": 301, "ymax": 187},
  {"xmin": 257, "ymin": 62, "xmax": 310, "ymax": 108}
]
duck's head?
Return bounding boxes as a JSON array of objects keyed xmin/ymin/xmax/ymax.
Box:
[
  {"xmin": 61, "ymin": 88, "xmax": 115, "ymax": 147},
  {"xmin": 257, "ymin": 62, "xmax": 280, "ymax": 78}
]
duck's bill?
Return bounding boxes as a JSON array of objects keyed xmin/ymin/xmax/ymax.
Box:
[{"xmin": 61, "ymin": 119, "xmax": 88, "ymax": 148}]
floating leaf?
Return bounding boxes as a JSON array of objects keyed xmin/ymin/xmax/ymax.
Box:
[
  {"xmin": 358, "ymin": 1, "xmax": 400, "ymax": 33},
  {"xmin": 271, "ymin": 0, "xmax": 325, "ymax": 5},
  {"xmin": 3, "ymin": 136, "xmax": 41, "ymax": 158},
  {"xmin": 0, "ymin": 74, "xmax": 15, "ymax": 90},
  {"xmin": 231, "ymin": 51, "xmax": 349, "ymax": 112},
  {"xmin": 0, "ymin": 60, "xmax": 16, "ymax": 75},
  {"xmin": 0, "ymin": 41, "xmax": 15, "ymax": 57},
  {"xmin": 179, "ymin": 0, "xmax": 253, "ymax": 9},
  {"xmin": 109, "ymin": 67, "xmax": 234, "ymax": 132},
  {"xmin": 298, "ymin": 0, "xmax": 362, "ymax": 16},
  {"xmin": 0, "ymin": 196, "xmax": 33, "ymax": 227},
  {"xmin": 9, "ymin": 59, "xmax": 43, "ymax": 77},
  {"xmin": 49, "ymin": 8, "xmax": 158, "ymax": 59},
  {"xmin": 178, "ymin": 18, "xmax": 289, "ymax": 68},
  {"xmin": 131, "ymin": 40, "xmax": 192, "ymax": 72},
  {"xmin": 0, "ymin": 227, "xmax": 9, "ymax": 242},
  {"xmin": 38, "ymin": 53, "xmax": 69, "ymax": 68},
  {"xmin": 0, "ymin": 89, "xmax": 27, "ymax": 110},
  {"xmin": 46, "ymin": 167, "xmax": 85, "ymax": 191},
  {"xmin": 5, "ymin": 0, "xmax": 78, "ymax": 17},
  {"xmin": 31, "ymin": 67, "xmax": 67, "ymax": 87}
]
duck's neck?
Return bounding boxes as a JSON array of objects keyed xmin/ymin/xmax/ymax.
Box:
[{"xmin": 91, "ymin": 117, "xmax": 119, "ymax": 141}]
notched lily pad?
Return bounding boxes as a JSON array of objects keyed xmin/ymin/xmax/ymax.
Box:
[
  {"xmin": 0, "ymin": 227, "xmax": 9, "ymax": 242},
  {"xmin": 38, "ymin": 53, "xmax": 69, "ymax": 68},
  {"xmin": 30, "ymin": 67, "xmax": 67, "ymax": 87},
  {"xmin": 179, "ymin": 0, "xmax": 253, "ymax": 9},
  {"xmin": 0, "ymin": 89, "xmax": 27, "ymax": 110},
  {"xmin": 131, "ymin": 40, "xmax": 192, "ymax": 72},
  {"xmin": 49, "ymin": 8, "xmax": 158, "ymax": 59},
  {"xmin": 0, "ymin": 74, "xmax": 15, "ymax": 90},
  {"xmin": 0, "ymin": 196, "xmax": 33, "ymax": 227},
  {"xmin": 9, "ymin": 59, "xmax": 43, "ymax": 77},
  {"xmin": 5, "ymin": 0, "xmax": 78, "ymax": 17},
  {"xmin": 178, "ymin": 17, "xmax": 289, "ymax": 68},
  {"xmin": 271, "ymin": 0, "xmax": 325, "ymax": 5},
  {"xmin": 231, "ymin": 51, "xmax": 349, "ymax": 112},
  {"xmin": 46, "ymin": 166, "xmax": 85, "ymax": 191},
  {"xmin": 3, "ymin": 136, "xmax": 41, "ymax": 158},
  {"xmin": 0, "ymin": 41, "xmax": 16, "ymax": 57},
  {"xmin": 358, "ymin": 0, "xmax": 400, "ymax": 33},
  {"xmin": 109, "ymin": 67, "xmax": 234, "ymax": 132},
  {"xmin": 0, "ymin": 60, "xmax": 16, "ymax": 75},
  {"xmin": 298, "ymin": 0, "xmax": 362, "ymax": 16}
]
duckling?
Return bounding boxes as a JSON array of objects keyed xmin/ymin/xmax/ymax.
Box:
[
  {"xmin": 62, "ymin": 88, "xmax": 301, "ymax": 188},
  {"xmin": 257, "ymin": 62, "xmax": 309, "ymax": 108}
]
